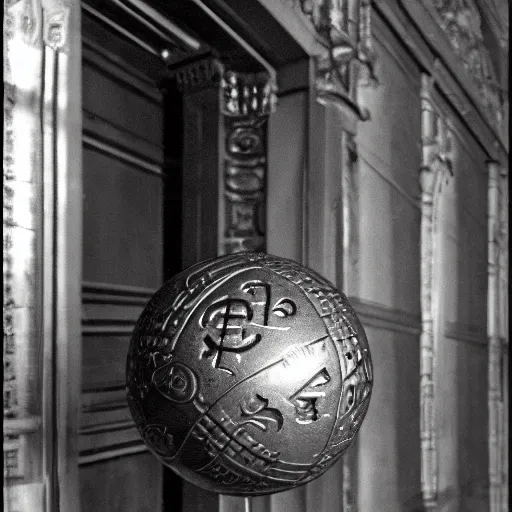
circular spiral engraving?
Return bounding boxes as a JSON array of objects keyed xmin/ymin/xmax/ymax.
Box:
[{"xmin": 126, "ymin": 253, "xmax": 373, "ymax": 496}]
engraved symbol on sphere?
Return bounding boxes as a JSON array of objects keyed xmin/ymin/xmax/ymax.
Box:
[
  {"xmin": 143, "ymin": 424, "xmax": 176, "ymax": 457},
  {"xmin": 290, "ymin": 368, "xmax": 331, "ymax": 424},
  {"xmin": 239, "ymin": 394, "xmax": 284, "ymax": 432},
  {"xmin": 152, "ymin": 362, "xmax": 198, "ymax": 403},
  {"xmin": 199, "ymin": 281, "xmax": 294, "ymax": 375},
  {"xmin": 200, "ymin": 298, "xmax": 261, "ymax": 375},
  {"xmin": 272, "ymin": 298, "xmax": 296, "ymax": 318},
  {"xmin": 271, "ymin": 342, "xmax": 332, "ymax": 425}
]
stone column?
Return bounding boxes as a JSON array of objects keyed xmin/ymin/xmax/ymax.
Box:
[
  {"xmin": 418, "ymin": 74, "xmax": 454, "ymax": 511},
  {"xmin": 487, "ymin": 160, "xmax": 508, "ymax": 512}
]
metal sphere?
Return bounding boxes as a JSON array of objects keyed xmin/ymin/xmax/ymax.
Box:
[{"xmin": 126, "ymin": 253, "xmax": 373, "ymax": 496}]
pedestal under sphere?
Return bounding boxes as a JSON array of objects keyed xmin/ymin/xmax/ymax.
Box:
[{"xmin": 126, "ymin": 253, "xmax": 372, "ymax": 495}]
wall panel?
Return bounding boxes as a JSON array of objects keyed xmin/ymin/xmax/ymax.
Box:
[
  {"xmin": 457, "ymin": 340, "xmax": 488, "ymax": 511},
  {"xmin": 267, "ymin": 90, "xmax": 308, "ymax": 263},
  {"xmin": 356, "ymin": 16, "xmax": 422, "ymax": 317},
  {"xmin": 82, "ymin": 147, "xmax": 164, "ymax": 289},
  {"xmin": 358, "ymin": 326, "xmax": 422, "ymax": 511},
  {"xmin": 80, "ymin": 454, "xmax": 163, "ymax": 512},
  {"xmin": 435, "ymin": 106, "xmax": 489, "ymax": 510},
  {"xmin": 453, "ymin": 138, "xmax": 488, "ymax": 331},
  {"xmin": 79, "ymin": 13, "xmax": 166, "ymax": 511},
  {"xmin": 357, "ymin": 163, "xmax": 421, "ymax": 313},
  {"xmin": 355, "ymin": 18, "xmax": 422, "ymax": 511}
]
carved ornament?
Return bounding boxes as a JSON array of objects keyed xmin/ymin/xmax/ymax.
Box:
[
  {"xmin": 220, "ymin": 71, "xmax": 276, "ymax": 255},
  {"xmin": 299, "ymin": 0, "xmax": 376, "ymax": 119},
  {"xmin": 429, "ymin": 0, "xmax": 503, "ymax": 129},
  {"xmin": 170, "ymin": 59, "xmax": 277, "ymax": 118},
  {"xmin": 221, "ymin": 71, "xmax": 277, "ymax": 118},
  {"xmin": 170, "ymin": 57, "xmax": 224, "ymax": 93},
  {"xmin": 170, "ymin": 59, "xmax": 275, "ymax": 255}
]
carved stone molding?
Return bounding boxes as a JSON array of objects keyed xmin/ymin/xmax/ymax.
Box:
[
  {"xmin": 487, "ymin": 160, "xmax": 508, "ymax": 512},
  {"xmin": 3, "ymin": 83, "xmax": 17, "ymax": 419},
  {"xmin": 429, "ymin": 0, "xmax": 503, "ymax": 131},
  {"xmin": 221, "ymin": 115, "xmax": 266, "ymax": 254},
  {"xmin": 173, "ymin": 61, "xmax": 275, "ymax": 257},
  {"xmin": 221, "ymin": 70, "xmax": 277, "ymax": 117},
  {"xmin": 3, "ymin": 0, "xmax": 44, "ymax": 485},
  {"xmin": 171, "ymin": 59, "xmax": 277, "ymax": 114},
  {"xmin": 170, "ymin": 57, "xmax": 224, "ymax": 93},
  {"xmin": 299, "ymin": 0, "xmax": 376, "ymax": 119},
  {"xmin": 3, "ymin": 0, "xmax": 43, "ymax": 412},
  {"xmin": 220, "ymin": 71, "xmax": 275, "ymax": 255},
  {"xmin": 4, "ymin": 1, "xmax": 74, "ymax": 497},
  {"xmin": 419, "ymin": 74, "xmax": 454, "ymax": 511}
]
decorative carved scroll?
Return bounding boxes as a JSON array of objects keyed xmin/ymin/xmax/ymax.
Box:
[
  {"xmin": 419, "ymin": 74, "xmax": 454, "ymax": 511},
  {"xmin": 299, "ymin": 0, "xmax": 376, "ymax": 119},
  {"xmin": 221, "ymin": 71, "xmax": 276, "ymax": 254},
  {"xmin": 429, "ymin": 0, "xmax": 503, "ymax": 130},
  {"xmin": 487, "ymin": 161, "xmax": 508, "ymax": 512}
]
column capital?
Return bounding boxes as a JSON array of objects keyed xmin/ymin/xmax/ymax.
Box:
[{"xmin": 221, "ymin": 70, "xmax": 277, "ymax": 117}]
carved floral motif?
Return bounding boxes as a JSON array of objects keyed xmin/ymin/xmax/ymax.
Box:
[{"xmin": 430, "ymin": 0, "xmax": 503, "ymax": 129}]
